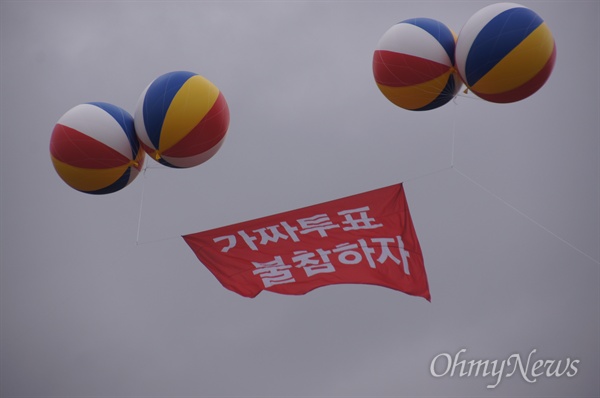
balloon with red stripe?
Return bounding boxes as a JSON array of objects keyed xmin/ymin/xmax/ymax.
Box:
[
  {"xmin": 373, "ymin": 18, "xmax": 462, "ymax": 111},
  {"xmin": 50, "ymin": 102, "xmax": 145, "ymax": 194},
  {"xmin": 455, "ymin": 3, "xmax": 557, "ymax": 103},
  {"xmin": 134, "ymin": 71, "xmax": 230, "ymax": 168}
]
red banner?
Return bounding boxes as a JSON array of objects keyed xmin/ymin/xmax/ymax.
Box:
[{"xmin": 183, "ymin": 183, "xmax": 430, "ymax": 300}]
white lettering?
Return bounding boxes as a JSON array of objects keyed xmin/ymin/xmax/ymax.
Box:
[
  {"xmin": 545, "ymin": 359, "xmax": 569, "ymax": 378},
  {"xmin": 430, "ymin": 349, "xmax": 581, "ymax": 389},
  {"xmin": 451, "ymin": 349, "xmax": 468, "ymax": 377},
  {"xmin": 486, "ymin": 359, "xmax": 507, "ymax": 389},
  {"xmin": 297, "ymin": 214, "xmax": 340, "ymax": 237},
  {"xmin": 567, "ymin": 359, "xmax": 580, "ymax": 377},
  {"xmin": 506, "ymin": 349, "xmax": 537, "ymax": 383},
  {"xmin": 338, "ymin": 206, "xmax": 383, "ymax": 231},
  {"xmin": 213, "ymin": 235, "xmax": 236, "ymax": 252},
  {"xmin": 531, "ymin": 359, "xmax": 545, "ymax": 378},
  {"xmin": 254, "ymin": 225, "xmax": 293, "ymax": 245},
  {"xmin": 333, "ymin": 240, "xmax": 376, "ymax": 268},
  {"xmin": 430, "ymin": 353, "xmax": 452, "ymax": 377},
  {"xmin": 252, "ymin": 256, "xmax": 294, "ymax": 287},
  {"xmin": 292, "ymin": 248, "xmax": 335, "ymax": 277}
]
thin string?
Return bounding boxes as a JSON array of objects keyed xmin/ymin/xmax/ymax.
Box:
[
  {"xmin": 451, "ymin": 99, "xmax": 457, "ymax": 168},
  {"xmin": 135, "ymin": 163, "xmax": 148, "ymax": 245},
  {"xmin": 134, "ymin": 164, "xmax": 182, "ymax": 246},
  {"xmin": 448, "ymin": 97, "xmax": 599, "ymax": 265},
  {"xmin": 400, "ymin": 99, "xmax": 461, "ymax": 184},
  {"xmin": 136, "ymin": 235, "xmax": 181, "ymax": 246},
  {"xmin": 453, "ymin": 166, "xmax": 599, "ymax": 265},
  {"xmin": 596, "ymin": 2, "xmax": 600, "ymax": 264},
  {"xmin": 133, "ymin": 95, "xmax": 598, "ymax": 263},
  {"xmin": 402, "ymin": 164, "xmax": 453, "ymax": 185}
]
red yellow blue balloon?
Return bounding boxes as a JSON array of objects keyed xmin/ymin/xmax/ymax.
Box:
[
  {"xmin": 373, "ymin": 18, "xmax": 462, "ymax": 111},
  {"xmin": 50, "ymin": 102, "xmax": 145, "ymax": 194},
  {"xmin": 455, "ymin": 3, "xmax": 556, "ymax": 103},
  {"xmin": 134, "ymin": 71, "xmax": 230, "ymax": 168}
]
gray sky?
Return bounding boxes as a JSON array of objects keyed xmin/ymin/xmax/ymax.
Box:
[{"xmin": 1, "ymin": 1, "xmax": 598, "ymax": 397}]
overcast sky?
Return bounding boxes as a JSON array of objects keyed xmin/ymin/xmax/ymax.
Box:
[{"xmin": 1, "ymin": 1, "xmax": 598, "ymax": 397}]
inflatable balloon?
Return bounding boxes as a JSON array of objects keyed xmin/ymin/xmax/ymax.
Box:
[
  {"xmin": 455, "ymin": 3, "xmax": 556, "ymax": 103},
  {"xmin": 373, "ymin": 18, "xmax": 462, "ymax": 111},
  {"xmin": 134, "ymin": 71, "xmax": 230, "ymax": 168},
  {"xmin": 50, "ymin": 102, "xmax": 145, "ymax": 194}
]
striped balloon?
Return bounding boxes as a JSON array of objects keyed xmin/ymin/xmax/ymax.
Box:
[
  {"xmin": 134, "ymin": 71, "xmax": 230, "ymax": 168},
  {"xmin": 373, "ymin": 18, "xmax": 462, "ymax": 111},
  {"xmin": 50, "ymin": 102, "xmax": 145, "ymax": 195},
  {"xmin": 455, "ymin": 3, "xmax": 557, "ymax": 103}
]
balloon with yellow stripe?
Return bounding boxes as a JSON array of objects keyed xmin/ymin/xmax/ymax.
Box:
[
  {"xmin": 134, "ymin": 71, "xmax": 230, "ymax": 168},
  {"xmin": 455, "ymin": 3, "xmax": 557, "ymax": 103},
  {"xmin": 50, "ymin": 102, "xmax": 145, "ymax": 194},
  {"xmin": 373, "ymin": 18, "xmax": 462, "ymax": 111}
]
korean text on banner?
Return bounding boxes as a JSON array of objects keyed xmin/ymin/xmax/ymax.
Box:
[{"xmin": 182, "ymin": 183, "xmax": 430, "ymax": 300}]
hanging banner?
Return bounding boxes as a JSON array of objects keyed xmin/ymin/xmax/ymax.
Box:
[{"xmin": 183, "ymin": 183, "xmax": 430, "ymax": 300}]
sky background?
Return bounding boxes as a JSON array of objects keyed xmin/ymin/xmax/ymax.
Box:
[{"xmin": 1, "ymin": 1, "xmax": 598, "ymax": 397}]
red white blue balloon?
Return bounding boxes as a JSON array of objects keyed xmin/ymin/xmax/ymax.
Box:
[
  {"xmin": 373, "ymin": 18, "xmax": 462, "ymax": 111},
  {"xmin": 455, "ymin": 3, "xmax": 557, "ymax": 103},
  {"xmin": 134, "ymin": 71, "xmax": 230, "ymax": 168},
  {"xmin": 50, "ymin": 102, "xmax": 145, "ymax": 194}
]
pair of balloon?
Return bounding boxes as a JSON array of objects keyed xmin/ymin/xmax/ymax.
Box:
[
  {"xmin": 50, "ymin": 71, "xmax": 230, "ymax": 194},
  {"xmin": 51, "ymin": 3, "xmax": 556, "ymax": 195},
  {"xmin": 373, "ymin": 3, "xmax": 557, "ymax": 111}
]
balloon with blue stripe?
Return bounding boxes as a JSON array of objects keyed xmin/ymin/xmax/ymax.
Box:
[
  {"xmin": 134, "ymin": 71, "xmax": 230, "ymax": 168},
  {"xmin": 455, "ymin": 3, "xmax": 557, "ymax": 103},
  {"xmin": 50, "ymin": 102, "xmax": 145, "ymax": 194},
  {"xmin": 373, "ymin": 18, "xmax": 462, "ymax": 111}
]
